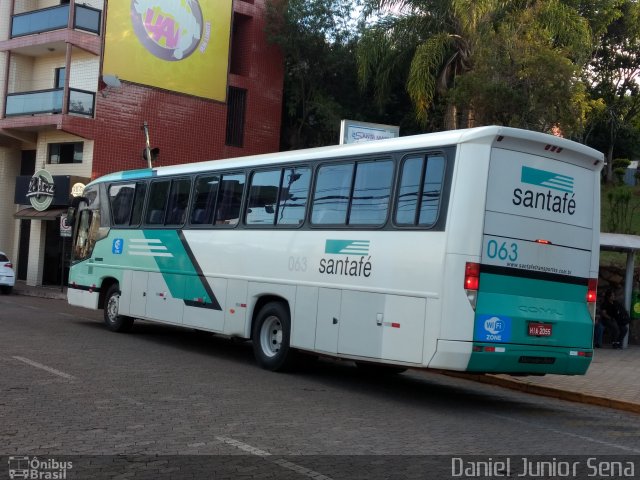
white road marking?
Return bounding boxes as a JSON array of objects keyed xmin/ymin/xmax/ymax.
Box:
[
  {"xmin": 12, "ymin": 356, "xmax": 75, "ymax": 380},
  {"xmin": 216, "ymin": 436, "xmax": 334, "ymax": 480}
]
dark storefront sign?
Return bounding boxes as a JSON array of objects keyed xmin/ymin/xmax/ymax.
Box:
[{"xmin": 14, "ymin": 174, "xmax": 89, "ymax": 209}]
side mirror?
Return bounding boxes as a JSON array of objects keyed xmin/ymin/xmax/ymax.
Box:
[{"xmin": 66, "ymin": 207, "xmax": 76, "ymax": 227}]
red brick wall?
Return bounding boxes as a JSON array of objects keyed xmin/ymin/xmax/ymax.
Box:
[{"xmin": 91, "ymin": 0, "xmax": 283, "ymax": 179}]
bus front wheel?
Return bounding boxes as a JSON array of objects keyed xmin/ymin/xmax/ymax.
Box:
[
  {"xmin": 104, "ymin": 284, "xmax": 134, "ymax": 333},
  {"xmin": 252, "ymin": 302, "xmax": 294, "ymax": 371}
]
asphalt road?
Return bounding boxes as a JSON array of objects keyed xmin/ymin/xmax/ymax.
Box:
[{"xmin": 1, "ymin": 294, "xmax": 639, "ymax": 479}]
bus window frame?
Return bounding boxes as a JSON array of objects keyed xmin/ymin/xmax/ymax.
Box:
[
  {"xmin": 164, "ymin": 177, "xmax": 192, "ymax": 227},
  {"xmin": 212, "ymin": 171, "xmax": 246, "ymax": 228},
  {"xmin": 309, "ymin": 157, "xmax": 395, "ymax": 229},
  {"xmin": 144, "ymin": 179, "xmax": 171, "ymax": 227},
  {"xmin": 107, "ymin": 182, "xmax": 138, "ymax": 227},
  {"xmin": 189, "ymin": 173, "xmax": 220, "ymax": 227},
  {"xmin": 392, "ymin": 150, "xmax": 452, "ymax": 231},
  {"xmin": 245, "ymin": 165, "xmax": 312, "ymax": 229}
]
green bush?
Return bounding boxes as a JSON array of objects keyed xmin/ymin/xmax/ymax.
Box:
[{"xmin": 605, "ymin": 185, "xmax": 636, "ymax": 233}]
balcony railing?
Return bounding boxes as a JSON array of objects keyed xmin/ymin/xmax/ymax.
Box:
[
  {"xmin": 5, "ymin": 88, "xmax": 95, "ymax": 117},
  {"xmin": 11, "ymin": 4, "xmax": 102, "ymax": 38}
]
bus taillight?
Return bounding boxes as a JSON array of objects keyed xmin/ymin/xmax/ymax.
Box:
[
  {"xmin": 465, "ymin": 262, "xmax": 480, "ymax": 310},
  {"xmin": 587, "ymin": 278, "xmax": 598, "ymax": 321}
]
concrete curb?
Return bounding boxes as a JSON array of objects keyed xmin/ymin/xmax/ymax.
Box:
[{"xmin": 444, "ymin": 372, "xmax": 640, "ymax": 415}]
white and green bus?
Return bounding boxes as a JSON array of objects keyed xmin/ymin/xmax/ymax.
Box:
[{"xmin": 67, "ymin": 126, "xmax": 603, "ymax": 375}]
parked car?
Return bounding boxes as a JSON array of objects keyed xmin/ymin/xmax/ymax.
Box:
[{"xmin": 0, "ymin": 251, "xmax": 15, "ymax": 294}]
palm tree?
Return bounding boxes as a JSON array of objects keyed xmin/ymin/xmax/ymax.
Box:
[{"xmin": 357, "ymin": 0, "xmax": 592, "ymax": 131}]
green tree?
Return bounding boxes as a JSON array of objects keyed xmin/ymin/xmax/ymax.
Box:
[
  {"xmin": 452, "ymin": 1, "xmax": 594, "ymax": 135},
  {"xmin": 583, "ymin": 0, "xmax": 640, "ymax": 181},
  {"xmin": 266, "ymin": 0, "xmax": 420, "ymax": 149},
  {"xmin": 357, "ymin": 0, "xmax": 593, "ymax": 132}
]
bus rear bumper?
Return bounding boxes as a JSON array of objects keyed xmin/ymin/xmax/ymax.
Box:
[
  {"xmin": 429, "ymin": 340, "xmax": 592, "ymax": 375},
  {"xmin": 67, "ymin": 287, "xmax": 99, "ymax": 310},
  {"xmin": 468, "ymin": 342, "xmax": 592, "ymax": 375}
]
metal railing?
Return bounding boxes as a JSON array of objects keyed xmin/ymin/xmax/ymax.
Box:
[
  {"xmin": 11, "ymin": 4, "xmax": 101, "ymax": 38},
  {"xmin": 5, "ymin": 88, "xmax": 95, "ymax": 117}
]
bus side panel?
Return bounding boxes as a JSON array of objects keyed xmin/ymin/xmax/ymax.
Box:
[
  {"xmin": 337, "ymin": 292, "xmax": 426, "ymax": 364},
  {"xmin": 437, "ymin": 140, "xmax": 492, "ymax": 342},
  {"xmin": 183, "ymin": 276, "xmax": 227, "ymax": 332},
  {"xmin": 291, "ymin": 286, "xmax": 319, "ymax": 350}
]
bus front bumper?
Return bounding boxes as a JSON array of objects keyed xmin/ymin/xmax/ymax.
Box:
[{"xmin": 67, "ymin": 286, "xmax": 100, "ymax": 310}]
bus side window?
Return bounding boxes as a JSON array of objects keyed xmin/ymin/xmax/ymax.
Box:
[
  {"xmin": 311, "ymin": 163, "xmax": 354, "ymax": 225},
  {"xmin": 277, "ymin": 167, "xmax": 310, "ymax": 226},
  {"xmin": 420, "ymin": 156, "xmax": 445, "ymax": 225},
  {"xmin": 165, "ymin": 178, "xmax": 191, "ymax": 226},
  {"xmin": 349, "ymin": 160, "xmax": 393, "ymax": 225},
  {"xmin": 215, "ymin": 173, "xmax": 245, "ymax": 226},
  {"xmin": 190, "ymin": 175, "xmax": 219, "ymax": 225},
  {"xmin": 146, "ymin": 180, "xmax": 170, "ymax": 225},
  {"xmin": 130, "ymin": 182, "xmax": 147, "ymax": 226},
  {"xmin": 247, "ymin": 169, "xmax": 281, "ymax": 225},
  {"xmin": 108, "ymin": 183, "xmax": 136, "ymax": 226},
  {"xmin": 396, "ymin": 154, "xmax": 445, "ymax": 227}
]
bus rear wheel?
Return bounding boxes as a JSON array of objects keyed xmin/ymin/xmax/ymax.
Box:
[
  {"xmin": 104, "ymin": 284, "xmax": 134, "ymax": 333},
  {"xmin": 252, "ymin": 302, "xmax": 294, "ymax": 371}
]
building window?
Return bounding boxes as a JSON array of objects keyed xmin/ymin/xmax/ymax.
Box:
[
  {"xmin": 55, "ymin": 67, "xmax": 65, "ymax": 89},
  {"xmin": 225, "ymin": 87, "xmax": 247, "ymax": 148},
  {"xmin": 48, "ymin": 142, "xmax": 83, "ymax": 164},
  {"xmin": 230, "ymin": 14, "xmax": 251, "ymax": 76}
]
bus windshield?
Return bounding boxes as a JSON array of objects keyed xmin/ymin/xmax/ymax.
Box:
[{"xmin": 72, "ymin": 185, "xmax": 101, "ymax": 262}]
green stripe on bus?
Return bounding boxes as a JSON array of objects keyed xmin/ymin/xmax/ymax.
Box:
[{"xmin": 142, "ymin": 230, "xmax": 214, "ymax": 305}]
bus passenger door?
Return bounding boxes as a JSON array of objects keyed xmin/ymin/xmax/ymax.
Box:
[{"xmin": 315, "ymin": 288, "xmax": 341, "ymax": 354}]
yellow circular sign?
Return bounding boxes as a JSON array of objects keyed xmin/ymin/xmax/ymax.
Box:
[{"xmin": 71, "ymin": 183, "xmax": 86, "ymax": 197}]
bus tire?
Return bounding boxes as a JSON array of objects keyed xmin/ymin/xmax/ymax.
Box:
[
  {"xmin": 104, "ymin": 284, "xmax": 134, "ymax": 333},
  {"xmin": 252, "ymin": 302, "xmax": 294, "ymax": 371}
]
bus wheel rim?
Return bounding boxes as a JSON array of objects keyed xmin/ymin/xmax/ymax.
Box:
[
  {"xmin": 260, "ymin": 315, "xmax": 282, "ymax": 358},
  {"xmin": 107, "ymin": 293, "xmax": 119, "ymax": 322}
]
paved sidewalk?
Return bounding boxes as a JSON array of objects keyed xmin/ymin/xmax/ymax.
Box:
[
  {"xmin": 13, "ymin": 280, "xmax": 67, "ymax": 300},
  {"xmin": 11, "ymin": 281, "xmax": 640, "ymax": 414}
]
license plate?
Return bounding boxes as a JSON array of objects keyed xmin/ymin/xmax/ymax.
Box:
[{"xmin": 528, "ymin": 323, "xmax": 552, "ymax": 337}]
